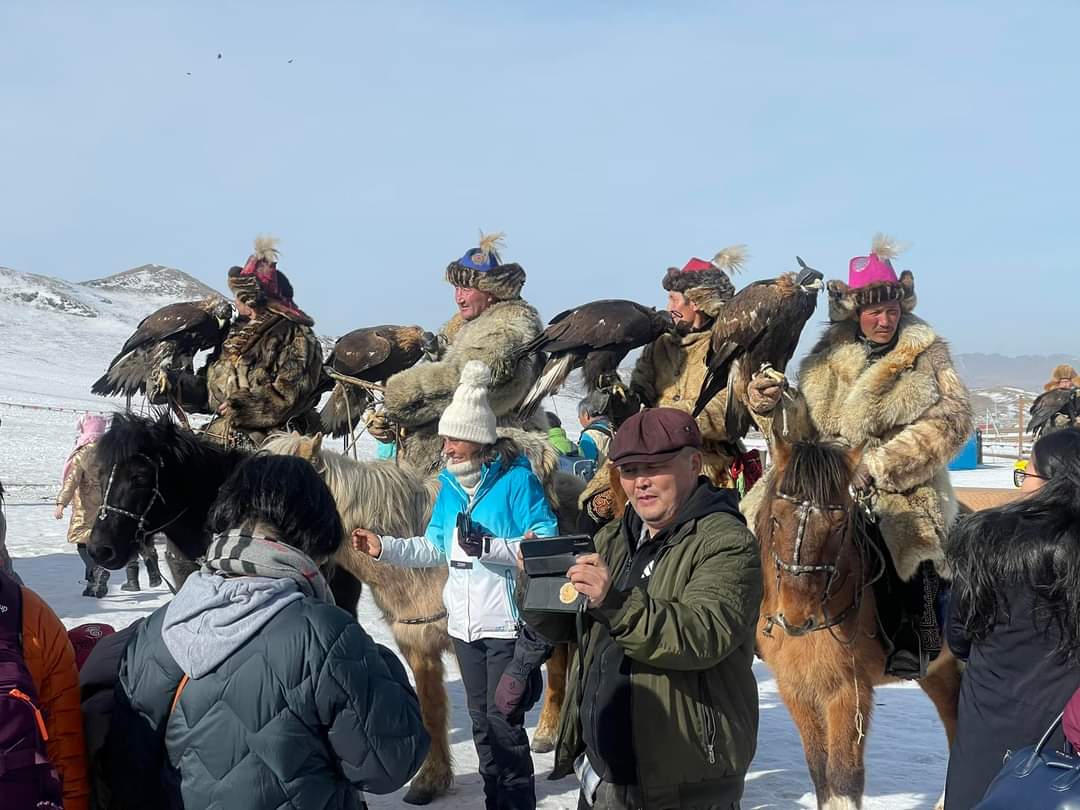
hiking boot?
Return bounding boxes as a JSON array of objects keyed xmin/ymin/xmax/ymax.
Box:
[
  {"xmin": 89, "ymin": 567, "xmax": 110, "ymax": 598},
  {"xmin": 81, "ymin": 579, "xmax": 94, "ymax": 597},
  {"xmin": 121, "ymin": 561, "xmax": 141, "ymax": 592},
  {"xmin": 145, "ymin": 551, "xmax": 163, "ymax": 588}
]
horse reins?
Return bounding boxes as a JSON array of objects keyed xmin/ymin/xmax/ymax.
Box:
[
  {"xmin": 762, "ymin": 487, "xmax": 885, "ymax": 641},
  {"xmin": 98, "ymin": 453, "xmax": 190, "ymax": 566}
]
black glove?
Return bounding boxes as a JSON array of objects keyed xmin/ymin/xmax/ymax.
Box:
[{"xmin": 455, "ymin": 512, "xmax": 490, "ymax": 558}]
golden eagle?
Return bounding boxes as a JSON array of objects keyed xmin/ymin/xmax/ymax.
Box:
[
  {"xmin": 1029, "ymin": 388, "xmax": 1080, "ymax": 438},
  {"xmin": 515, "ymin": 299, "xmax": 674, "ymax": 419},
  {"xmin": 91, "ymin": 298, "xmax": 233, "ymax": 399},
  {"xmin": 693, "ymin": 260, "xmax": 824, "ymax": 438},
  {"xmin": 321, "ymin": 325, "xmax": 437, "ymax": 436}
]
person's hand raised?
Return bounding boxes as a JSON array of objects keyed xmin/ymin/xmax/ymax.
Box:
[{"xmin": 350, "ymin": 528, "xmax": 382, "ymax": 558}]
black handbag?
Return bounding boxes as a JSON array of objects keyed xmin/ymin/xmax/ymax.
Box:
[{"xmin": 974, "ymin": 712, "xmax": 1080, "ymax": 809}]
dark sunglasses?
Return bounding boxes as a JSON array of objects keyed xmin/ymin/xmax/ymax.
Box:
[{"xmin": 1014, "ymin": 468, "xmax": 1048, "ymax": 487}]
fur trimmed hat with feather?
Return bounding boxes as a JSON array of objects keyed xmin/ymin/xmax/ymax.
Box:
[
  {"xmin": 227, "ymin": 235, "xmax": 314, "ymax": 326},
  {"xmin": 662, "ymin": 244, "xmax": 746, "ymax": 305},
  {"xmin": 1045, "ymin": 364, "xmax": 1080, "ymax": 392},
  {"xmin": 827, "ymin": 233, "xmax": 917, "ymax": 322},
  {"xmin": 445, "ymin": 231, "xmax": 527, "ymax": 301}
]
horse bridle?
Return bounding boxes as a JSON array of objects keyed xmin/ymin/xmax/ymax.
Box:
[
  {"xmin": 98, "ymin": 454, "xmax": 188, "ymax": 545},
  {"xmin": 762, "ymin": 488, "xmax": 884, "ymax": 641}
]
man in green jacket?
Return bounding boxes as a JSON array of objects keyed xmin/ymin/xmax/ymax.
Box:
[{"xmin": 523, "ymin": 407, "xmax": 761, "ymax": 810}]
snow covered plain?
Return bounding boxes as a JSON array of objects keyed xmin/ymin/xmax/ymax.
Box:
[{"xmin": 0, "ymin": 266, "xmax": 1014, "ymax": 809}]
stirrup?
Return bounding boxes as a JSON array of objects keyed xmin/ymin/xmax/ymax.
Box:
[{"xmin": 885, "ymin": 648, "xmax": 927, "ymax": 680}]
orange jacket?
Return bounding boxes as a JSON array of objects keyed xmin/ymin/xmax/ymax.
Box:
[{"xmin": 21, "ymin": 585, "xmax": 90, "ymax": 810}]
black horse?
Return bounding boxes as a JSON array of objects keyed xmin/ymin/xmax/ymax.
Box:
[{"xmin": 87, "ymin": 414, "xmax": 363, "ymax": 609}]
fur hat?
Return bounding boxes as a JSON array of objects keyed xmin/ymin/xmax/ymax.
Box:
[
  {"xmin": 1045, "ymin": 364, "xmax": 1080, "ymax": 392},
  {"xmin": 662, "ymin": 245, "xmax": 746, "ymax": 304},
  {"xmin": 827, "ymin": 233, "xmax": 917, "ymax": 322},
  {"xmin": 445, "ymin": 231, "xmax": 526, "ymax": 301},
  {"xmin": 438, "ymin": 361, "xmax": 498, "ymax": 445},
  {"xmin": 227, "ymin": 235, "xmax": 314, "ymax": 326}
]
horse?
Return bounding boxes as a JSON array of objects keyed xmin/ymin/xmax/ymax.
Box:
[
  {"xmin": 751, "ymin": 439, "xmax": 961, "ymax": 810},
  {"xmin": 262, "ymin": 431, "xmax": 583, "ymax": 763},
  {"xmin": 87, "ymin": 414, "xmax": 580, "ymax": 804}
]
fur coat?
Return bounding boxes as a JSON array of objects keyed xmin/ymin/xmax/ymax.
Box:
[
  {"xmin": 382, "ymin": 299, "xmax": 543, "ymax": 471},
  {"xmin": 746, "ymin": 314, "xmax": 972, "ymax": 579},
  {"xmin": 203, "ymin": 313, "xmax": 323, "ymax": 444}
]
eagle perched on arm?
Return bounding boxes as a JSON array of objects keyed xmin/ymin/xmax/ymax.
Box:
[
  {"xmin": 693, "ymin": 259, "xmax": 824, "ymax": 437},
  {"xmin": 514, "ymin": 300, "xmax": 674, "ymax": 420},
  {"xmin": 91, "ymin": 298, "xmax": 233, "ymax": 399},
  {"xmin": 320, "ymin": 325, "xmax": 437, "ymax": 437}
]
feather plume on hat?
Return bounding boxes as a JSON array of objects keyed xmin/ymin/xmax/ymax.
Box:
[
  {"xmin": 475, "ymin": 230, "xmax": 506, "ymax": 264},
  {"xmin": 870, "ymin": 233, "xmax": 908, "ymax": 261},
  {"xmin": 710, "ymin": 244, "xmax": 748, "ymax": 274},
  {"xmin": 253, "ymin": 234, "xmax": 280, "ymax": 264}
]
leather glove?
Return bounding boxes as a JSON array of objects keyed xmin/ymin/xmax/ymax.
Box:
[
  {"xmin": 851, "ymin": 461, "xmax": 874, "ymax": 493},
  {"xmin": 365, "ymin": 411, "xmax": 397, "ymax": 443},
  {"xmin": 747, "ymin": 374, "xmax": 784, "ymax": 415},
  {"xmin": 455, "ymin": 512, "xmax": 490, "ymax": 558}
]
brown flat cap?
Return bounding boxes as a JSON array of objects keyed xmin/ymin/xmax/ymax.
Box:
[{"xmin": 609, "ymin": 407, "xmax": 702, "ymax": 467}]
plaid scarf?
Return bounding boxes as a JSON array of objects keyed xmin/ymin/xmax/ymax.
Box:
[{"xmin": 203, "ymin": 524, "xmax": 334, "ymax": 605}]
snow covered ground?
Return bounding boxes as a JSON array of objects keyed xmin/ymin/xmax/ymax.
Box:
[{"xmin": 0, "ymin": 270, "xmax": 1018, "ymax": 808}]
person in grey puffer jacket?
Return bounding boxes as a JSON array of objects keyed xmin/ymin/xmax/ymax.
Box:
[{"xmin": 103, "ymin": 454, "xmax": 429, "ymax": 810}]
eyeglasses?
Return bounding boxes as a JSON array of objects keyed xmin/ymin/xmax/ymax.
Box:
[{"xmin": 1014, "ymin": 468, "xmax": 1049, "ymax": 487}]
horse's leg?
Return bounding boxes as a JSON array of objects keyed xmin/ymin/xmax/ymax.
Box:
[
  {"xmin": 777, "ymin": 679, "xmax": 831, "ymax": 808},
  {"xmin": 919, "ymin": 647, "xmax": 962, "ymax": 810},
  {"xmin": 398, "ymin": 636, "xmax": 454, "ymax": 805},
  {"xmin": 327, "ymin": 567, "xmax": 363, "ymax": 618},
  {"xmin": 531, "ymin": 642, "xmax": 568, "ymax": 754},
  {"xmin": 821, "ymin": 677, "xmax": 872, "ymax": 810}
]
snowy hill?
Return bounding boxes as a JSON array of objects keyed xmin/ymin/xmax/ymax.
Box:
[{"xmin": 0, "ymin": 264, "xmax": 225, "ymax": 412}]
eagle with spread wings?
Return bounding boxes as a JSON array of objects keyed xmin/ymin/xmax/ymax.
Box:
[
  {"xmin": 320, "ymin": 325, "xmax": 437, "ymax": 436},
  {"xmin": 91, "ymin": 298, "xmax": 233, "ymax": 400},
  {"xmin": 514, "ymin": 299, "xmax": 674, "ymax": 420},
  {"xmin": 693, "ymin": 259, "xmax": 824, "ymax": 438}
]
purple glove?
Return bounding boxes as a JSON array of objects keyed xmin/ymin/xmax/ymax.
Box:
[{"xmin": 495, "ymin": 672, "xmax": 528, "ymax": 717}]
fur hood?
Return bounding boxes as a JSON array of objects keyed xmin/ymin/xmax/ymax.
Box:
[{"xmin": 793, "ymin": 314, "xmax": 971, "ymax": 578}]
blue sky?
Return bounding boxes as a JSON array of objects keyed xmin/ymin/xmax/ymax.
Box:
[{"xmin": 1, "ymin": 2, "xmax": 1076, "ymax": 354}]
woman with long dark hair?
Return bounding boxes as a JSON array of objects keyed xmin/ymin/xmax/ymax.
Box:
[{"xmin": 944, "ymin": 427, "xmax": 1080, "ymax": 808}]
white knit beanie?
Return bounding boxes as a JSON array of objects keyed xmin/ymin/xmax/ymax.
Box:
[{"xmin": 438, "ymin": 361, "xmax": 498, "ymax": 445}]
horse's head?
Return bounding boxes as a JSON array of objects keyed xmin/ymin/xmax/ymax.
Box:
[
  {"xmin": 758, "ymin": 439, "xmax": 868, "ymax": 636},
  {"xmin": 263, "ymin": 431, "xmax": 326, "ymax": 469},
  {"xmin": 87, "ymin": 414, "xmax": 195, "ymax": 569}
]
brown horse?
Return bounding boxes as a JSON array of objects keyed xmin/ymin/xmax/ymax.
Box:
[
  {"xmin": 751, "ymin": 439, "xmax": 960, "ymax": 810},
  {"xmin": 264, "ymin": 431, "xmax": 582, "ymax": 800}
]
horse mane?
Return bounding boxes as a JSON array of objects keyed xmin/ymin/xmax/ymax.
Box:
[
  {"xmin": 96, "ymin": 412, "xmax": 239, "ymax": 471},
  {"xmin": 261, "ymin": 433, "xmax": 436, "ymax": 538},
  {"xmin": 776, "ymin": 441, "xmax": 854, "ymax": 506}
]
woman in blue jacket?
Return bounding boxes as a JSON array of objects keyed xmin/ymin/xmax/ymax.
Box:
[{"xmin": 353, "ymin": 361, "xmax": 557, "ymax": 810}]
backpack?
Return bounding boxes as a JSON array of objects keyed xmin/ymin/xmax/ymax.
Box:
[
  {"xmin": 557, "ymin": 453, "xmax": 598, "ymax": 482},
  {"xmin": 0, "ymin": 572, "xmax": 64, "ymax": 810}
]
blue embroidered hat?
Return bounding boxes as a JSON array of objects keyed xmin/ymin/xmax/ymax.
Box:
[{"xmin": 444, "ymin": 231, "xmax": 526, "ymax": 300}]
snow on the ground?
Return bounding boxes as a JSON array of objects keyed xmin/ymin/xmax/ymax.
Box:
[{"xmin": 0, "ymin": 274, "xmax": 1006, "ymax": 808}]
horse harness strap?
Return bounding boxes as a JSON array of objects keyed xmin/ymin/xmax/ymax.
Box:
[
  {"xmin": 396, "ymin": 610, "xmax": 449, "ymax": 626},
  {"xmin": 99, "ymin": 453, "xmax": 188, "ymax": 546}
]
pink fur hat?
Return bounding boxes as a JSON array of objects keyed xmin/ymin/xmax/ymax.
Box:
[{"xmin": 827, "ymin": 233, "xmax": 917, "ymax": 322}]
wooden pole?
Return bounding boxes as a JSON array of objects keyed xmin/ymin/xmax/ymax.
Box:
[{"xmin": 1017, "ymin": 395, "xmax": 1025, "ymax": 458}]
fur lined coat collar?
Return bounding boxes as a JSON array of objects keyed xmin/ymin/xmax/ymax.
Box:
[
  {"xmin": 382, "ymin": 298, "xmax": 543, "ymax": 472},
  {"xmin": 795, "ymin": 315, "xmax": 973, "ymax": 578}
]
